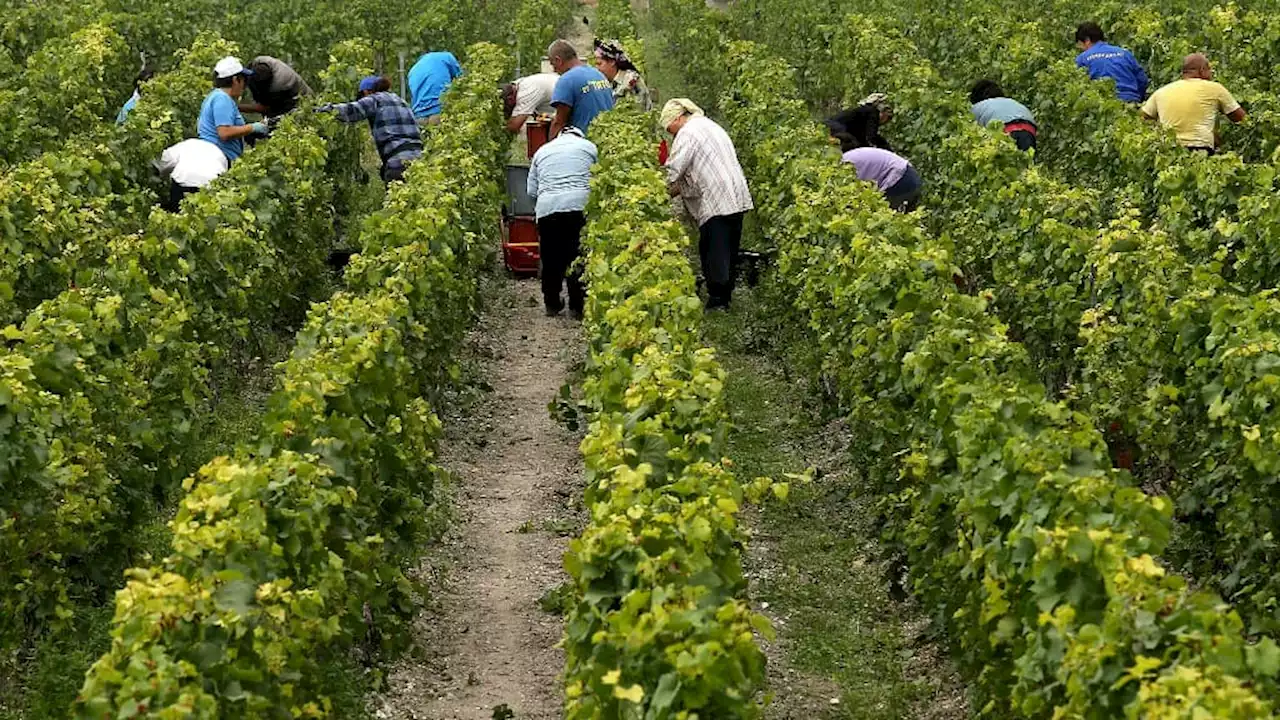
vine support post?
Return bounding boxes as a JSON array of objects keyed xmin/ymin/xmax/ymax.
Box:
[{"xmin": 399, "ymin": 52, "xmax": 407, "ymax": 99}]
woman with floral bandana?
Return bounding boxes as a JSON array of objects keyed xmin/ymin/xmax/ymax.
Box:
[{"xmin": 593, "ymin": 38, "xmax": 652, "ymax": 111}]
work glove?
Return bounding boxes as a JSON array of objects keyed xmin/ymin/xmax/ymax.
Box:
[
  {"xmin": 250, "ymin": 121, "xmax": 269, "ymax": 135},
  {"xmin": 314, "ymin": 103, "xmax": 336, "ymax": 114}
]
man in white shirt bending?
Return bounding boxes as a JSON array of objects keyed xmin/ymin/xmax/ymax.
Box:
[
  {"xmin": 154, "ymin": 138, "xmax": 230, "ymax": 211},
  {"xmin": 503, "ymin": 72, "xmax": 559, "ymax": 134}
]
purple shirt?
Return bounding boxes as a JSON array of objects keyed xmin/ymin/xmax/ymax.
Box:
[{"xmin": 840, "ymin": 147, "xmax": 910, "ymax": 191}]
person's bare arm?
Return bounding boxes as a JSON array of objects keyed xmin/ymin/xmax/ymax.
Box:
[
  {"xmin": 1228, "ymin": 107, "xmax": 1247, "ymax": 123},
  {"xmin": 506, "ymin": 113, "xmax": 530, "ymax": 134},
  {"xmin": 1140, "ymin": 95, "xmax": 1158, "ymax": 121},
  {"xmin": 217, "ymin": 124, "xmax": 258, "ymax": 141},
  {"xmin": 549, "ymin": 104, "xmax": 571, "ymax": 138}
]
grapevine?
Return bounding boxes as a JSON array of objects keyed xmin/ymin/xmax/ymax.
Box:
[
  {"xmin": 651, "ymin": 0, "xmax": 1280, "ymax": 713},
  {"xmin": 564, "ymin": 108, "xmax": 773, "ymax": 717},
  {"xmin": 74, "ymin": 42, "xmax": 509, "ymax": 716},
  {"xmin": 720, "ymin": 0, "xmax": 1280, "ymax": 641}
]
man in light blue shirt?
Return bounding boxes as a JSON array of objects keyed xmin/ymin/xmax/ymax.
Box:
[
  {"xmin": 527, "ymin": 126, "xmax": 597, "ymax": 319},
  {"xmin": 199, "ymin": 56, "xmax": 268, "ymax": 162},
  {"xmin": 407, "ymin": 51, "xmax": 462, "ymax": 123},
  {"xmin": 969, "ymin": 79, "xmax": 1038, "ymax": 152},
  {"xmin": 116, "ymin": 68, "xmax": 154, "ymax": 125},
  {"xmin": 547, "ymin": 39, "xmax": 615, "ymax": 137},
  {"xmin": 116, "ymin": 90, "xmax": 140, "ymax": 125}
]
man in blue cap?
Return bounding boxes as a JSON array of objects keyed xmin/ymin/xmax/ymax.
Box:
[
  {"xmin": 317, "ymin": 75, "xmax": 423, "ymax": 183},
  {"xmin": 199, "ymin": 56, "xmax": 269, "ymax": 162},
  {"xmin": 407, "ymin": 50, "xmax": 462, "ymax": 125}
]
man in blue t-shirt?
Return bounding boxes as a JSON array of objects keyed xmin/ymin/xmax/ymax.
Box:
[
  {"xmin": 1075, "ymin": 22, "xmax": 1149, "ymax": 103},
  {"xmin": 407, "ymin": 51, "xmax": 462, "ymax": 123},
  {"xmin": 547, "ymin": 39, "xmax": 615, "ymax": 137},
  {"xmin": 199, "ymin": 56, "xmax": 268, "ymax": 162}
]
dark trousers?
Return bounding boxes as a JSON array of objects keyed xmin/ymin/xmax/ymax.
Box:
[
  {"xmin": 699, "ymin": 212, "xmax": 745, "ymax": 308},
  {"xmin": 537, "ymin": 211, "xmax": 586, "ymax": 313},
  {"xmin": 1009, "ymin": 129, "xmax": 1037, "ymax": 152},
  {"xmin": 163, "ymin": 180, "xmax": 198, "ymax": 212},
  {"xmin": 381, "ymin": 153, "xmax": 419, "ymax": 184},
  {"xmin": 885, "ymin": 165, "xmax": 922, "ymax": 212}
]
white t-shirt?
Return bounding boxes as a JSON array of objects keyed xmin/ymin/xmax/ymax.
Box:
[
  {"xmin": 155, "ymin": 138, "xmax": 230, "ymax": 188},
  {"xmin": 512, "ymin": 73, "xmax": 558, "ymax": 117}
]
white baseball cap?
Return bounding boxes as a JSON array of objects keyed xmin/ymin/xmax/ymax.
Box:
[{"xmin": 213, "ymin": 56, "xmax": 253, "ymax": 79}]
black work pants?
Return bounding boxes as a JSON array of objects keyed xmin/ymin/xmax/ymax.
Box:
[
  {"xmin": 699, "ymin": 212, "xmax": 745, "ymax": 308},
  {"xmin": 163, "ymin": 180, "xmax": 199, "ymax": 212},
  {"xmin": 1009, "ymin": 129, "xmax": 1037, "ymax": 152},
  {"xmin": 537, "ymin": 210, "xmax": 586, "ymax": 314}
]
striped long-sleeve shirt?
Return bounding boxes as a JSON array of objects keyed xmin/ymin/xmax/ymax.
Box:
[
  {"xmin": 332, "ymin": 91, "xmax": 423, "ymax": 164},
  {"xmin": 666, "ymin": 115, "xmax": 753, "ymax": 227}
]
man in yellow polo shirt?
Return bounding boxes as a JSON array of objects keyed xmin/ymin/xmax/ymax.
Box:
[{"xmin": 1141, "ymin": 53, "xmax": 1246, "ymax": 154}]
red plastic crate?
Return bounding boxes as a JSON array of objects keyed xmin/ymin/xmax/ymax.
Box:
[
  {"xmin": 527, "ymin": 119, "xmax": 551, "ymax": 159},
  {"xmin": 502, "ymin": 214, "xmax": 540, "ymax": 275}
]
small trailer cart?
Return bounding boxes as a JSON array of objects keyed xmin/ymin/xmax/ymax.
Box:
[{"xmin": 500, "ymin": 118, "xmax": 552, "ymax": 275}]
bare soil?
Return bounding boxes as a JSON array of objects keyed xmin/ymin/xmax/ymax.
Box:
[{"xmin": 370, "ymin": 276, "xmax": 584, "ymax": 720}]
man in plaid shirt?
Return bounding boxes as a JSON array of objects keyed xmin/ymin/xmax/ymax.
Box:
[
  {"xmin": 319, "ymin": 76, "xmax": 424, "ymax": 183},
  {"xmin": 662, "ymin": 98, "xmax": 754, "ymax": 310}
]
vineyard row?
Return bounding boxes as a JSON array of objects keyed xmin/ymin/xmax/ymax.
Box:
[
  {"xmin": 74, "ymin": 41, "xmax": 508, "ymax": 718},
  {"xmin": 651, "ymin": 0, "xmax": 1280, "ymax": 715}
]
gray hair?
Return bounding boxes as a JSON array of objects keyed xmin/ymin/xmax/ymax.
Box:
[{"xmin": 547, "ymin": 39, "xmax": 577, "ymax": 63}]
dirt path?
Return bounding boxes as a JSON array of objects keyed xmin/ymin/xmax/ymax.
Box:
[{"xmin": 370, "ymin": 277, "xmax": 583, "ymax": 720}]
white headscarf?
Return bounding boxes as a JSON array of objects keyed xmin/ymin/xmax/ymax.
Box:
[{"xmin": 659, "ymin": 98, "xmax": 704, "ymax": 129}]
